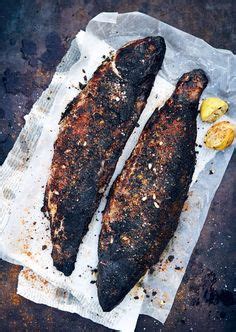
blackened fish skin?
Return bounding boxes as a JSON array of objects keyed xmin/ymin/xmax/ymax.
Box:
[
  {"xmin": 97, "ymin": 69, "xmax": 208, "ymax": 311},
  {"xmin": 43, "ymin": 36, "xmax": 166, "ymax": 276}
]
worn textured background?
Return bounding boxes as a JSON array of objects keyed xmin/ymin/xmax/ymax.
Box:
[{"xmin": 0, "ymin": 0, "xmax": 235, "ymax": 331}]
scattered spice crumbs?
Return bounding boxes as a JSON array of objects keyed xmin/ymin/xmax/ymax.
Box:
[
  {"xmin": 168, "ymin": 255, "xmax": 174, "ymax": 262},
  {"xmin": 79, "ymin": 82, "xmax": 86, "ymax": 90},
  {"xmin": 175, "ymin": 266, "xmax": 182, "ymax": 270}
]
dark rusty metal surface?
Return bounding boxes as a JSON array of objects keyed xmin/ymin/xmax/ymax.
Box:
[{"xmin": 0, "ymin": 0, "xmax": 235, "ymax": 331}]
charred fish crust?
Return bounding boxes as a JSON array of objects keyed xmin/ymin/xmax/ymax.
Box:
[
  {"xmin": 97, "ymin": 69, "xmax": 208, "ymax": 311},
  {"xmin": 174, "ymin": 69, "xmax": 208, "ymax": 103},
  {"xmin": 115, "ymin": 36, "xmax": 166, "ymax": 83},
  {"xmin": 43, "ymin": 37, "xmax": 166, "ymax": 276},
  {"xmin": 59, "ymin": 96, "xmax": 78, "ymax": 123},
  {"xmin": 97, "ymin": 258, "xmax": 145, "ymax": 312}
]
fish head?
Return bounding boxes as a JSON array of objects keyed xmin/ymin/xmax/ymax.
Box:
[
  {"xmin": 175, "ymin": 69, "xmax": 208, "ymax": 103},
  {"xmin": 114, "ymin": 36, "xmax": 166, "ymax": 83}
]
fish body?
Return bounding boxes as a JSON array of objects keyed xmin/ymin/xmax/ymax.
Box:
[
  {"xmin": 97, "ymin": 69, "xmax": 208, "ymax": 311},
  {"xmin": 43, "ymin": 36, "xmax": 166, "ymax": 276}
]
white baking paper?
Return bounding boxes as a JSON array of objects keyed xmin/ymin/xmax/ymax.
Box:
[{"xmin": 0, "ymin": 11, "xmax": 235, "ymax": 331}]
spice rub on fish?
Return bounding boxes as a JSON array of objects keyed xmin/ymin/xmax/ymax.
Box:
[
  {"xmin": 97, "ymin": 69, "xmax": 208, "ymax": 311},
  {"xmin": 42, "ymin": 36, "xmax": 166, "ymax": 276}
]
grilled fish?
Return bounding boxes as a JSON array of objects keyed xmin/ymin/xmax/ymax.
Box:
[
  {"xmin": 43, "ymin": 36, "xmax": 166, "ymax": 276},
  {"xmin": 97, "ymin": 69, "xmax": 208, "ymax": 311}
]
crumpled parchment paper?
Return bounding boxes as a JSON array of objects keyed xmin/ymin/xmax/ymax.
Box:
[{"xmin": 0, "ymin": 12, "xmax": 235, "ymax": 331}]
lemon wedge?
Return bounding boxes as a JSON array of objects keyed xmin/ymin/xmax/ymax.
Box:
[
  {"xmin": 204, "ymin": 121, "xmax": 235, "ymax": 150},
  {"xmin": 200, "ymin": 97, "xmax": 228, "ymax": 122}
]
